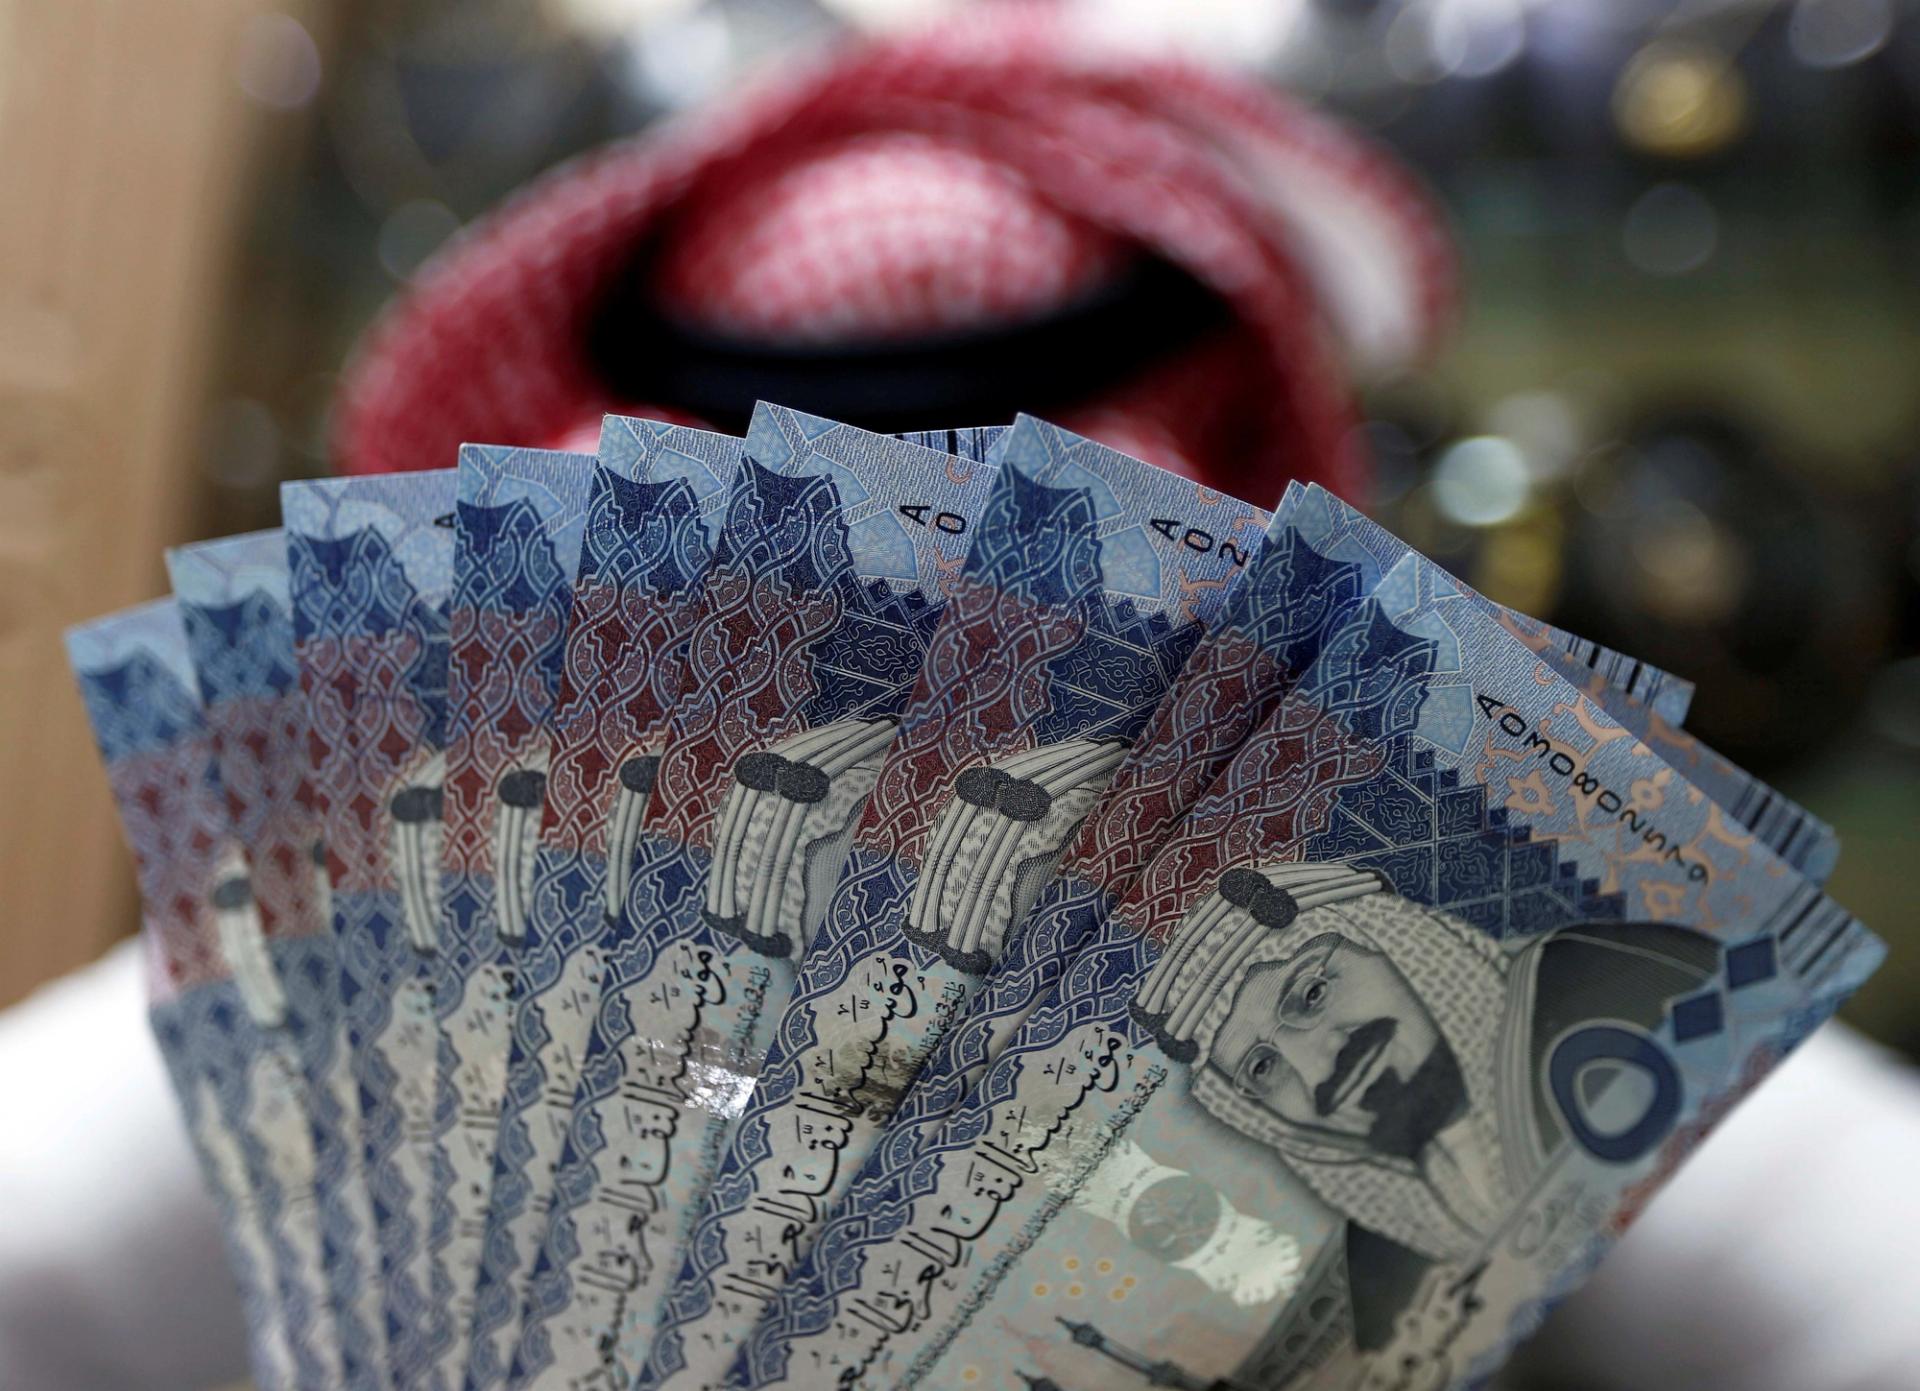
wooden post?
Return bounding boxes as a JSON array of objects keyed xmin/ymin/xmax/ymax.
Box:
[{"xmin": 0, "ymin": 0, "xmax": 285, "ymax": 1007}]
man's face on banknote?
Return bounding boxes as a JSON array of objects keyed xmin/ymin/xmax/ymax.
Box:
[{"xmin": 1210, "ymin": 931, "xmax": 1465, "ymax": 1161}]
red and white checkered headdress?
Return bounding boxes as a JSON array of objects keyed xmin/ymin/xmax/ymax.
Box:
[{"xmin": 335, "ymin": 5, "xmax": 1454, "ymax": 508}]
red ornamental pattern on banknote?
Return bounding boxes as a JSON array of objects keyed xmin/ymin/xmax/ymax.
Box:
[
  {"xmin": 647, "ymin": 576, "xmax": 847, "ymax": 847},
  {"xmin": 444, "ymin": 604, "xmax": 566, "ymax": 877},
  {"xmin": 207, "ymin": 688, "xmax": 329, "ymax": 944},
  {"xmin": 540, "ymin": 577, "xmax": 705, "ymax": 855},
  {"xmin": 1124, "ymin": 695, "xmax": 1391, "ymax": 944},
  {"xmin": 298, "ymin": 629, "xmax": 435, "ymax": 896},
  {"xmin": 1059, "ymin": 625, "xmax": 1291, "ymax": 895},
  {"xmin": 109, "ymin": 747, "xmax": 229, "ymax": 992},
  {"xmin": 859, "ymin": 574, "xmax": 1086, "ymax": 865}
]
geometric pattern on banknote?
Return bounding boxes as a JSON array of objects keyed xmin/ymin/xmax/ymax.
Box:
[
  {"xmin": 640, "ymin": 474, "xmax": 1195, "ymax": 1386},
  {"xmin": 178, "ymin": 581, "xmax": 388, "ymax": 1388},
  {"xmin": 290, "ymin": 528, "xmax": 447, "ymax": 893},
  {"xmin": 1052, "ymin": 522, "xmax": 1369, "ymax": 906},
  {"xmin": 1121, "ymin": 603, "xmax": 1445, "ymax": 943},
  {"xmin": 644, "ymin": 460, "xmax": 904, "ymax": 849},
  {"xmin": 462, "ymin": 469, "xmax": 727, "ymax": 1391},
  {"xmin": 182, "ymin": 587, "xmax": 302, "ymax": 704},
  {"xmin": 74, "ymin": 641, "xmax": 205, "ymax": 763},
  {"xmin": 180, "ymin": 591, "xmax": 326, "ymax": 940},
  {"xmin": 443, "ymin": 496, "xmax": 570, "ymax": 893},
  {"xmin": 80, "ymin": 659, "xmax": 226, "ymax": 989},
  {"xmin": 290, "ymin": 524, "xmax": 449, "ymax": 1381},
  {"xmin": 541, "ymin": 470, "xmax": 717, "ymax": 857}
]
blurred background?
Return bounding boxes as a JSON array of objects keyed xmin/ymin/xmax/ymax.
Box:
[{"xmin": 2, "ymin": 0, "xmax": 1915, "ymax": 1069}]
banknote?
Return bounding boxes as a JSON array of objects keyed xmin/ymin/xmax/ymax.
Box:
[
  {"xmin": 508, "ymin": 409, "xmax": 1003, "ymax": 1390},
  {"xmin": 67, "ymin": 600, "xmax": 321, "ymax": 1391},
  {"xmin": 169, "ymin": 531, "xmax": 390, "ymax": 1391},
  {"xmin": 426, "ymin": 446, "xmax": 597, "ymax": 1391},
  {"xmin": 462, "ymin": 420, "xmax": 753, "ymax": 1391},
  {"xmin": 1296, "ymin": 486, "xmax": 1833, "ymax": 882},
  {"xmin": 285, "ymin": 470, "xmax": 456, "ymax": 1388},
  {"xmin": 731, "ymin": 548, "xmax": 1882, "ymax": 1391},
  {"xmin": 637, "ymin": 416, "xmax": 1272, "ymax": 1390},
  {"xmin": 808, "ymin": 470, "xmax": 1742, "ymax": 1219},
  {"xmin": 697, "ymin": 471, "xmax": 1714, "ymax": 1391}
]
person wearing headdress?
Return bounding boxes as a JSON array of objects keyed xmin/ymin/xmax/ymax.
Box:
[{"xmin": 332, "ymin": 6, "xmax": 1454, "ymax": 506}]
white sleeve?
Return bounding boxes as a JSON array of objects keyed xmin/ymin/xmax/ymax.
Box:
[
  {"xmin": 1509, "ymin": 1021, "xmax": 1920, "ymax": 1391},
  {"xmin": 0, "ymin": 939, "xmax": 250, "ymax": 1391}
]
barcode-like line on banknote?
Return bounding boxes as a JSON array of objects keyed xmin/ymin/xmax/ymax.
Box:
[{"xmin": 1559, "ymin": 633, "xmax": 1664, "ymax": 706}]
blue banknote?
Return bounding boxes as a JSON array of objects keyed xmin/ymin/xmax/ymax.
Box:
[
  {"xmin": 1293, "ymin": 486, "xmax": 1833, "ymax": 883},
  {"xmin": 68, "ymin": 600, "xmax": 321, "ymax": 1391},
  {"xmin": 463, "ymin": 420, "xmax": 752, "ymax": 1391},
  {"xmin": 169, "ymin": 531, "xmax": 391, "ymax": 1390},
  {"xmin": 637, "ymin": 416, "xmax": 1272, "ymax": 1390},
  {"xmin": 729, "ymin": 548, "xmax": 1882, "ymax": 1391},
  {"xmin": 285, "ymin": 471, "xmax": 456, "ymax": 1388},
  {"xmin": 686, "ymin": 471, "xmax": 1712, "ymax": 1391},
  {"xmin": 507, "ymin": 409, "xmax": 1003, "ymax": 1390},
  {"xmin": 427, "ymin": 446, "xmax": 597, "ymax": 1391}
]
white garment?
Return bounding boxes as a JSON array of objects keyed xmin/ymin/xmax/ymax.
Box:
[
  {"xmin": 0, "ymin": 944, "xmax": 1914, "ymax": 1391},
  {"xmin": 1509, "ymin": 1021, "xmax": 1920, "ymax": 1391},
  {"xmin": 0, "ymin": 940, "xmax": 248, "ymax": 1391}
]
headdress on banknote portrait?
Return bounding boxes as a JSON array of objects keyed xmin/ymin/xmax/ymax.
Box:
[
  {"xmin": 332, "ymin": 5, "xmax": 1453, "ymax": 508},
  {"xmin": 1141, "ymin": 862, "xmax": 1523, "ymax": 1265}
]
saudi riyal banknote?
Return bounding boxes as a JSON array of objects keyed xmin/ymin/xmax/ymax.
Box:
[
  {"xmin": 426, "ymin": 446, "xmax": 597, "ymax": 1391},
  {"xmin": 509, "ymin": 409, "xmax": 1002, "ymax": 1390},
  {"xmin": 286, "ymin": 471, "xmax": 456, "ymax": 1388},
  {"xmin": 679, "ymin": 464, "xmax": 1708, "ymax": 1391},
  {"xmin": 463, "ymin": 420, "xmax": 750, "ymax": 1391},
  {"xmin": 730, "ymin": 547, "xmax": 1882, "ymax": 1391},
  {"xmin": 68, "ymin": 601, "xmax": 326, "ymax": 1391},
  {"xmin": 170, "ymin": 531, "xmax": 392, "ymax": 1391},
  {"xmin": 638, "ymin": 415, "xmax": 1271, "ymax": 1390}
]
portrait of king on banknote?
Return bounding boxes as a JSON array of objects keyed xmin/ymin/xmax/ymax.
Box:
[{"xmin": 1139, "ymin": 868, "xmax": 1719, "ymax": 1333}]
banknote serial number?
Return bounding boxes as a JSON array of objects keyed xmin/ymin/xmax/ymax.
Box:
[
  {"xmin": 897, "ymin": 504, "xmax": 968, "ymax": 534},
  {"xmin": 1477, "ymin": 692, "xmax": 1712, "ymax": 883},
  {"xmin": 1149, "ymin": 517, "xmax": 1251, "ymax": 567}
]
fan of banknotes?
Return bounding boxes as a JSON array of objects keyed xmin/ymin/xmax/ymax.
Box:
[{"xmin": 67, "ymin": 405, "xmax": 1881, "ymax": 1391}]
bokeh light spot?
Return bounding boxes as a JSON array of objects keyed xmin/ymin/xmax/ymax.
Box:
[
  {"xmin": 378, "ymin": 200, "xmax": 462, "ymax": 283},
  {"xmin": 1433, "ymin": 436, "xmax": 1530, "ymax": 527},
  {"xmin": 1789, "ymin": 0, "xmax": 1894, "ymax": 69},
  {"xmin": 1622, "ymin": 183, "xmax": 1718, "ymax": 277},
  {"xmin": 235, "ymin": 14, "xmax": 321, "ymax": 111},
  {"xmin": 1613, "ymin": 41, "xmax": 1748, "ymax": 159}
]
